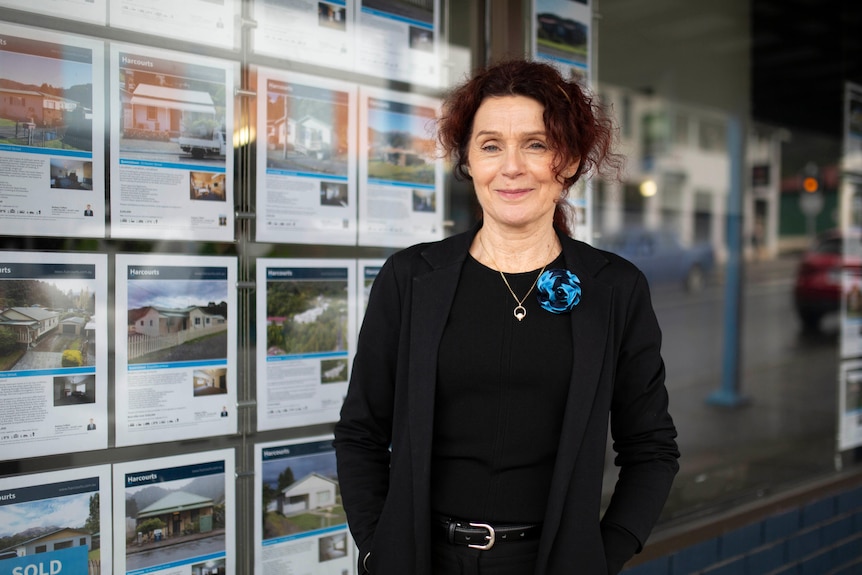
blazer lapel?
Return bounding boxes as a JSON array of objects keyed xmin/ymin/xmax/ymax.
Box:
[{"xmin": 539, "ymin": 236, "xmax": 613, "ymax": 552}]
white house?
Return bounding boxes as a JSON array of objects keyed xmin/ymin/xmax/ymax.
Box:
[
  {"xmin": 267, "ymin": 472, "xmax": 337, "ymax": 516},
  {"xmin": 270, "ymin": 114, "xmax": 333, "ymax": 158},
  {"xmin": 129, "ymin": 306, "xmax": 225, "ymax": 338},
  {"xmin": 0, "ymin": 306, "xmax": 60, "ymax": 344},
  {"xmin": 123, "ymin": 83, "xmax": 216, "ymax": 137},
  {"xmin": 0, "ymin": 528, "xmax": 91, "ymax": 557}
]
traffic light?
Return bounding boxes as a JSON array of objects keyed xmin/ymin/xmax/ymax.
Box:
[
  {"xmin": 802, "ymin": 162, "xmax": 819, "ymax": 193},
  {"xmin": 799, "ymin": 162, "xmax": 823, "ymax": 220}
]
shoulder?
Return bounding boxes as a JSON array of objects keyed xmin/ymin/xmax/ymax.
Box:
[
  {"xmin": 361, "ymin": 231, "xmax": 473, "ymax": 329},
  {"xmin": 383, "ymin": 229, "xmax": 473, "ymax": 276},
  {"xmin": 559, "ymin": 234, "xmax": 644, "ymax": 286}
]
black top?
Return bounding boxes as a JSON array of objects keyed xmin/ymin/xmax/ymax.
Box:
[{"xmin": 431, "ymin": 253, "xmax": 572, "ymax": 523}]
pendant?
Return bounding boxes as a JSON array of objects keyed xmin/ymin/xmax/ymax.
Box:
[{"xmin": 514, "ymin": 305, "xmax": 526, "ymax": 321}]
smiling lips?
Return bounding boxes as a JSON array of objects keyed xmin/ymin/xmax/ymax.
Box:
[{"xmin": 497, "ymin": 188, "xmax": 533, "ymax": 197}]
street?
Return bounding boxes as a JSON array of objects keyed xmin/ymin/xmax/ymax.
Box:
[
  {"xmin": 126, "ymin": 533, "xmax": 225, "ymax": 572},
  {"xmin": 637, "ymin": 256, "xmax": 841, "ymax": 521}
]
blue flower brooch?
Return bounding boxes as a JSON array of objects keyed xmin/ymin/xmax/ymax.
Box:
[{"xmin": 536, "ymin": 269, "xmax": 581, "ymax": 314}]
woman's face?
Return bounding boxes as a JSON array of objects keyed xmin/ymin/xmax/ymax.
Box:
[{"xmin": 466, "ymin": 95, "xmax": 577, "ymax": 232}]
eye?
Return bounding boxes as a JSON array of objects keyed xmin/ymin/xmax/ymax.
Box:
[
  {"xmin": 527, "ymin": 140, "xmax": 548, "ymax": 150},
  {"xmin": 480, "ymin": 143, "xmax": 501, "ymax": 152}
]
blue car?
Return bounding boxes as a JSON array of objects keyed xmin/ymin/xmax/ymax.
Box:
[{"xmin": 595, "ymin": 228, "xmax": 715, "ymax": 292}]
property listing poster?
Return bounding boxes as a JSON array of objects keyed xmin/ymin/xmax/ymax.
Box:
[
  {"xmin": 109, "ymin": 44, "xmax": 236, "ymax": 242},
  {"xmin": 839, "ymin": 359, "xmax": 862, "ymax": 450},
  {"xmin": 0, "ymin": 465, "xmax": 112, "ymax": 575},
  {"xmin": 532, "ymin": 0, "xmax": 592, "ymax": 82},
  {"xmin": 112, "ymin": 449, "xmax": 235, "ymax": 575},
  {"xmin": 567, "ymin": 179, "xmax": 592, "ymax": 244},
  {"xmin": 841, "ymin": 175, "xmax": 862, "ymax": 232},
  {"xmin": 358, "ymin": 87, "xmax": 443, "ymax": 248},
  {"xmin": 357, "ymin": 258, "xmax": 384, "ymax": 328},
  {"xmin": 251, "ymin": 0, "xmax": 354, "ymax": 71},
  {"xmin": 843, "ymin": 82, "xmax": 862, "ymax": 175},
  {"xmin": 0, "ymin": 23, "xmax": 106, "ymax": 238},
  {"xmin": 114, "ymin": 254, "xmax": 237, "ymax": 448},
  {"xmin": 108, "ymin": 0, "xmax": 240, "ymax": 50},
  {"xmin": 355, "ymin": 0, "xmax": 440, "ymax": 87},
  {"xmin": 256, "ymin": 259, "xmax": 356, "ymax": 431},
  {"xmin": 841, "ymin": 269, "xmax": 862, "ymax": 359},
  {"xmin": 0, "ymin": 252, "xmax": 108, "ymax": 461},
  {"xmin": 254, "ymin": 436, "xmax": 353, "ymax": 575},
  {"xmin": 0, "ymin": 0, "xmax": 106, "ymax": 25},
  {"xmin": 254, "ymin": 67, "xmax": 358, "ymax": 245}
]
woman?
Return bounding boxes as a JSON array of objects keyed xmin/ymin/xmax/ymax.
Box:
[{"xmin": 334, "ymin": 59, "xmax": 679, "ymax": 575}]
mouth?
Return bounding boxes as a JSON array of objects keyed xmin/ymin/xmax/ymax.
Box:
[{"xmin": 497, "ymin": 188, "xmax": 532, "ymax": 198}]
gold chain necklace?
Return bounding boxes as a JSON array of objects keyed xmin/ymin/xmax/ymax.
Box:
[{"xmin": 478, "ymin": 232, "xmax": 551, "ymax": 322}]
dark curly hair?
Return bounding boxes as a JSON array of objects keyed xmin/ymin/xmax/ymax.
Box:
[{"xmin": 438, "ymin": 59, "xmax": 621, "ymax": 235}]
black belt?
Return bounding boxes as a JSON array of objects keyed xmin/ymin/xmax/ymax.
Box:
[{"xmin": 436, "ymin": 517, "xmax": 542, "ymax": 550}]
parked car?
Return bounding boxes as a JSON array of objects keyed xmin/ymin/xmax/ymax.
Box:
[
  {"xmin": 595, "ymin": 228, "xmax": 715, "ymax": 292},
  {"xmin": 793, "ymin": 228, "xmax": 862, "ymax": 331}
]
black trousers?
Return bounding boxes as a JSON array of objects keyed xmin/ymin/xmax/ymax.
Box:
[{"xmin": 430, "ymin": 535, "xmax": 540, "ymax": 575}]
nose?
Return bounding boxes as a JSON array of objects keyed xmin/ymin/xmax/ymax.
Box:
[{"xmin": 501, "ymin": 148, "xmax": 525, "ymax": 178}]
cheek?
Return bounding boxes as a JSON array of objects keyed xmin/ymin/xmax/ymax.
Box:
[{"xmin": 469, "ymin": 167, "xmax": 500, "ymax": 191}]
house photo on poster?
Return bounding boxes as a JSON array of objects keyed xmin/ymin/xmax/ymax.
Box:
[
  {"xmin": 533, "ymin": 0, "xmax": 591, "ymax": 80},
  {"xmin": 0, "ymin": 252, "xmax": 108, "ymax": 461},
  {"xmin": 112, "ymin": 449, "xmax": 235, "ymax": 575},
  {"xmin": 109, "ymin": 44, "xmax": 235, "ymax": 242},
  {"xmin": 114, "ymin": 254, "xmax": 238, "ymax": 448},
  {"xmin": 256, "ymin": 259, "xmax": 356, "ymax": 431},
  {"xmin": 254, "ymin": 436, "xmax": 352, "ymax": 575},
  {"xmin": 0, "ymin": 465, "xmax": 113, "ymax": 575},
  {"xmin": 0, "ymin": 22, "xmax": 106, "ymax": 239},
  {"xmin": 358, "ymin": 86, "xmax": 443, "ymax": 248},
  {"xmin": 254, "ymin": 67, "xmax": 358, "ymax": 245}
]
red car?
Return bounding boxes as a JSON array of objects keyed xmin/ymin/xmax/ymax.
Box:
[{"xmin": 793, "ymin": 229, "xmax": 862, "ymax": 330}]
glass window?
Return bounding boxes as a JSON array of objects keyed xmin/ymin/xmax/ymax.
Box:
[
  {"xmin": 1, "ymin": 0, "xmax": 860, "ymax": 567},
  {"xmin": 621, "ymin": 93, "xmax": 632, "ymax": 137},
  {"xmin": 0, "ymin": 2, "xmax": 479, "ymax": 572},
  {"xmin": 673, "ymin": 112, "xmax": 690, "ymax": 146},
  {"xmin": 593, "ymin": 0, "xmax": 862, "ymax": 529},
  {"xmin": 698, "ymin": 118, "xmax": 727, "ymax": 152}
]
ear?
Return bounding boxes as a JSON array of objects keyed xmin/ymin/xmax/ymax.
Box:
[{"xmin": 562, "ymin": 158, "xmax": 581, "ymax": 179}]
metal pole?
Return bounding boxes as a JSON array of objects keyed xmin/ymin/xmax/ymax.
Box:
[{"xmin": 708, "ymin": 115, "xmax": 749, "ymax": 407}]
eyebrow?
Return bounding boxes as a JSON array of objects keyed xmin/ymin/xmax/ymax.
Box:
[{"xmin": 473, "ymin": 130, "xmax": 547, "ymax": 138}]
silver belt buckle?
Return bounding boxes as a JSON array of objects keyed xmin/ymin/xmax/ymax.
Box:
[{"xmin": 468, "ymin": 522, "xmax": 496, "ymax": 550}]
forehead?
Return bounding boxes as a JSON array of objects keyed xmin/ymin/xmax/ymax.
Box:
[{"xmin": 472, "ymin": 95, "xmax": 545, "ymax": 133}]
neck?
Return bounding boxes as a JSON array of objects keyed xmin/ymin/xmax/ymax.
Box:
[{"xmin": 473, "ymin": 224, "xmax": 560, "ymax": 273}]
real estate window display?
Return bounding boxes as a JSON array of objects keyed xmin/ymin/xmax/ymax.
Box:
[{"xmin": 0, "ymin": 1, "xmax": 861, "ymax": 573}]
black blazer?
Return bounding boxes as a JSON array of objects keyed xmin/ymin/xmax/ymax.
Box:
[{"xmin": 334, "ymin": 225, "xmax": 679, "ymax": 574}]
